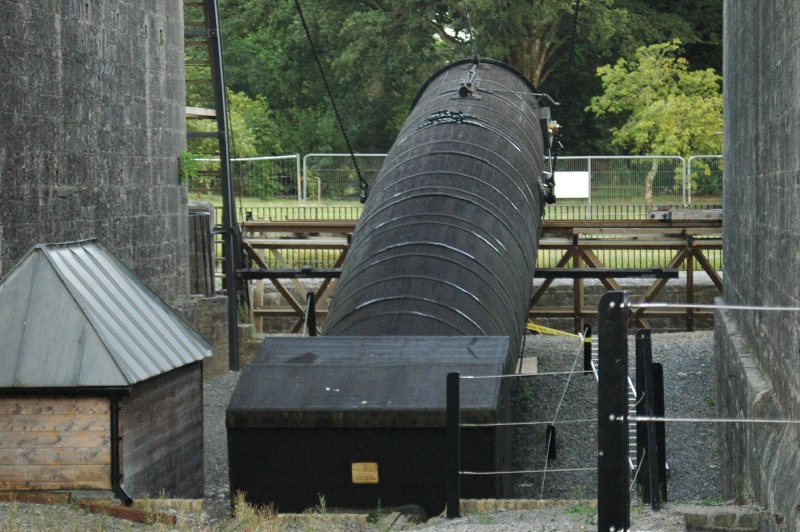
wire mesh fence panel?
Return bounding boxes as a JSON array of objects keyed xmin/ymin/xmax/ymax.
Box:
[
  {"xmin": 550, "ymin": 156, "xmax": 689, "ymax": 220},
  {"xmin": 233, "ymin": 155, "xmax": 300, "ymax": 203},
  {"xmin": 191, "ymin": 155, "xmax": 301, "ymax": 204},
  {"xmin": 687, "ymin": 155, "xmax": 723, "ymax": 207},
  {"xmin": 201, "ymin": 152, "xmax": 722, "ymax": 274},
  {"xmin": 303, "ymin": 154, "xmax": 386, "ymax": 202},
  {"xmin": 228, "ymin": 205, "xmax": 364, "ymax": 222}
]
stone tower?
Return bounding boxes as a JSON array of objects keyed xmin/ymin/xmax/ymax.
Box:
[
  {"xmin": 0, "ymin": 1, "xmax": 188, "ymax": 301},
  {"xmin": 716, "ymin": 2, "xmax": 800, "ymax": 529}
]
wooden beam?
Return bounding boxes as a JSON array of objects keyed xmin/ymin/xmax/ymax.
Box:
[
  {"xmin": 692, "ymin": 247, "xmax": 724, "ymax": 292},
  {"xmin": 629, "ymin": 247, "xmax": 691, "ymax": 325}
]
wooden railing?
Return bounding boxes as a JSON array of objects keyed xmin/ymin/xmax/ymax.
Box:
[{"xmin": 239, "ymin": 211, "xmax": 723, "ymax": 333}]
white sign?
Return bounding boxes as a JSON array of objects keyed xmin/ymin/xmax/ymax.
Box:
[{"xmin": 553, "ymin": 171, "xmax": 590, "ymax": 199}]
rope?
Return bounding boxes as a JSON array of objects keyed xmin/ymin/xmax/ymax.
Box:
[
  {"xmin": 293, "ymin": 0, "xmax": 369, "ymax": 203},
  {"xmin": 634, "ymin": 302, "xmax": 800, "ymax": 312},
  {"xmin": 564, "ymin": 0, "xmax": 582, "ymax": 80},
  {"xmin": 463, "ymin": 370, "xmax": 592, "ymax": 379},
  {"xmin": 462, "ymin": 467, "xmax": 596, "ymax": 476},
  {"xmin": 461, "ymin": 419, "xmax": 597, "ymax": 428},
  {"xmin": 628, "ymin": 415, "xmax": 800, "ymax": 425},
  {"xmin": 540, "ymin": 340, "xmax": 584, "ymax": 498},
  {"xmin": 629, "ymin": 448, "xmax": 645, "ymax": 492},
  {"xmin": 528, "ymin": 322, "xmax": 591, "ymax": 342},
  {"xmin": 461, "ymin": 0, "xmax": 479, "ymax": 61}
]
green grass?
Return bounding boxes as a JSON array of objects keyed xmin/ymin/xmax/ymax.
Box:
[{"xmin": 565, "ymin": 501, "xmax": 597, "ymax": 525}]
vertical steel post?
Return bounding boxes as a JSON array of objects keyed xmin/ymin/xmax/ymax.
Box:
[
  {"xmin": 573, "ymin": 235, "xmax": 584, "ymax": 333},
  {"xmin": 636, "ymin": 329, "xmax": 660, "ymax": 510},
  {"xmin": 597, "ymin": 291, "xmax": 630, "ymax": 531},
  {"xmin": 446, "ymin": 372, "xmax": 461, "ymax": 519},
  {"xmin": 206, "ymin": 0, "xmax": 239, "ymax": 370},
  {"xmin": 583, "ymin": 324, "xmax": 592, "ymax": 374},
  {"xmin": 587, "ymin": 157, "xmax": 592, "ymax": 217},
  {"xmin": 687, "ymin": 237, "xmax": 695, "ymax": 332},
  {"xmin": 653, "ymin": 362, "xmax": 668, "ymax": 503},
  {"xmin": 305, "ymin": 292, "xmax": 317, "ymax": 336}
]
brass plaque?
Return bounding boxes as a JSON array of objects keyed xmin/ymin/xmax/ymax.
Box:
[{"xmin": 351, "ymin": 462, "xmax": 379, "ymax": 484}]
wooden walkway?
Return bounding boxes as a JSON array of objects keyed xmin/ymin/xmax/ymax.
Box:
[{"xmin": 240, "ymin": 211, "xmax": 722, "ymax": 333}]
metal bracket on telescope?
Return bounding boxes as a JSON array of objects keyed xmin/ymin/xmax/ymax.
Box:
[
  {"xmin": 597, "ymin": 291, "xmax": 630, "ymax": 531},
  {"xmin": 636, "ymin": 329, "xmax": 660, "ymax": 511}
]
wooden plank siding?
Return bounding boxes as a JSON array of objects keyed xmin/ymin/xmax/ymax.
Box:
[
  {"xmin": 121, "ymin": 363, "xmax": 204, "ymax": 499},
  {"xmin": 0, "ymin": 396, "xmax": 111, "ymax": 490}
]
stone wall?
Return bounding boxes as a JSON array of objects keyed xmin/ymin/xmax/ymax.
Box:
[
  {"xmin": 0, "ymin": 1, "xmax": 188, "ymax": 301},
  {"xmin": 717, "ymin": 1, "xmax": 800, "ymax": 528},
  {"xmin": 175, "ymin": 295, "xmax": 230, "ymax": 378}
]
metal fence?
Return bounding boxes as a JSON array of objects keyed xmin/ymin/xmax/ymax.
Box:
[
  {"xmin": 687, "ymin": 155, "xmax": 723, "ymax": 207},
  {"xmin": 302, "ymin": 153, "xmax": 387, "ymax": 202},
  {"xmin": 197, "ymin": 153, "xmax": 722, "ymax": 210},
  {"xmin": 191, "ymin": 155, "xmax": 301, "ymax": 203},
  {"xmin": 553, "ymin": 156, "xmax": 688, "ymax": 219}
]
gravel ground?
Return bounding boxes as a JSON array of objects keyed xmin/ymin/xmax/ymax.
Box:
[
  {"xmin": 511, "ymin": 330, "xmax": 720, "ymax": 503},
  {"xmin": 0, "ymin": 331, "xmax": 731, "ymax": 530}
]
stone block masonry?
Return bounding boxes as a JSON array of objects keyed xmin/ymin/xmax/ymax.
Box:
[
  {"xmin": 718, "ymin": 1, "xmax": 800, "ymax": 529},
  {"xmin": 0, "ymin": 0, "xmax": 188, "ymax": 302}
]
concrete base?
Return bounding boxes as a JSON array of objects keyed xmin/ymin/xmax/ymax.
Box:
[
  {"xmin": 175, "ymin": 295, "xmax": 229, "ymax": 378},
  {"xmin": 714, "ymin": 302, "xmax": 799, "ymax": 531}
]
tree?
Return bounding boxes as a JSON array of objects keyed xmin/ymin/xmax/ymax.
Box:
[
  {"xmin": 216, "ymin": 1, "xmax": 721, "ymax": 155},
  {"xmin": 587, "ymin": 40, "xmax": 722, "ymax": 204}
]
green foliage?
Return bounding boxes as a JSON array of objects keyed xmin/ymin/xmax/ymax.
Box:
[
  {"xmin": 565, "ymin": 501, "xmax": 597, "ymax": 524},
  {"xmin": 186, "ymin": 89, "xmax": 282, "ymax": 158},
  {"xmin": 519, "ymin": 380, "xmax": 532, "ymax": 401},
  {"xmin": 178, "ymin": 151, "xmax": 202, "ymax": 185},
  {"xmin": 217, "ymin": 1, "xmax": 721, "ymax": 154},
  {"xmin": 587, "ymin": 40, "xmax": 723, "ymax": 158}
]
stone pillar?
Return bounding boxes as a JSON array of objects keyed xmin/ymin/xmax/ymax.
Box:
[
  {"xmin": 0, "ymin": 1, "xmax": 188, "ymax": 302},
  {"xmin": 717, "ymin": 1, "xmax": 800, "ymax": 527}
]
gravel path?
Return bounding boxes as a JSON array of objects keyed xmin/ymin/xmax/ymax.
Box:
[
  {"xmin": 0, "ymin": 331, "xmax": 728, "ymax": 530},
  {"xmin": 511, "ymin": 330, "xmax": 720, "ymax": 503}
]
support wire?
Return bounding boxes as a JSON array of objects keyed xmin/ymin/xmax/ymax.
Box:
[
  {"xmin": 293, "ymin": 0, "xmax": 369, "ymax": 202},
  {"xmin": 540, "ymin": 336, "xmax": 585, "ymax": 498}
]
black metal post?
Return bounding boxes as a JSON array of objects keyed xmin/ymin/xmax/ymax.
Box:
[
  {"xmin": 583, "ymin": 324, "xmax": 592, "ymax": 374},
  {"xmin": 546, "ymin": 425, "xmax": 557, "ymax": 460},
  {"xmin": 597, "ymin": 291, "xmax": 629, "ymax": 531},
  {"xmin": 206, "ymin": 0, "xmax": 239, "ymax": 370},
  {"xmin": 446, "ymin": 372, "xmax": 460, "ymax": 519},
  {"xmin": 109, "ymin": 397, "xmax": 132, "ymax": 506},
  {"xmin": 635, "ymin": 329, "xmax": 660, "ymax": 510},
  {"xmin": 653, "ymin": 362, "xmax": 668, "ymax": 503},
  {"xmin": 305, "ymin": 292, "xmax": 317, "ymax": 336}
]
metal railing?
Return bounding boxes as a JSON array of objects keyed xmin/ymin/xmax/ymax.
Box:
[
  {"xmin": 687, "ymin": 155, "xmax": 723, "ymax": 207},
  {"xmin": 302, "ymin": 153, "xmax": 386, "ymax": 202},
  {"xmin": 191, "ymin": 155, "xmax": 302, "ymax": 203},
  {"xmin": 196, "ymin": 153, "xmax": 722, "ymax": 209},
  {"xmin": 555, "ymin": 155, "xmax": 688, "ymax": 212}
]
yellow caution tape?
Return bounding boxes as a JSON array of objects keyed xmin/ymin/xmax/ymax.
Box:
[{"xmin": 526, "ymin": 322, "xmax": 591, "ymax": 343}]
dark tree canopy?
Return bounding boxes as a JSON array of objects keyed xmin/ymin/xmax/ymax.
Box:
[{"xmin": 216, "ymin": 0, "xmax": 722, "ymax": 155}]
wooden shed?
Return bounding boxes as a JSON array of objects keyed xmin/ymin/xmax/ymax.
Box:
[{"xmin": 0, "ymin": 240, "xmax": 212, "ymax": 501}]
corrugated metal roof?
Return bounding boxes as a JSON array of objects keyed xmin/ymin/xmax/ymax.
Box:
[{"xmin": 0, "ymin": 239, "xmax": 212, "ymax": 388}]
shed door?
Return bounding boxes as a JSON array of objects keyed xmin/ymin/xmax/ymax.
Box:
[{"xmin": 0, "ymin": 396, "xmax": 111, "ymax": 490}]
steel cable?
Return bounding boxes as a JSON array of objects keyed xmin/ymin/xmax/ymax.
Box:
[{"xmin": 293, "ymin": 0, "xmax": 368, "ymax": 202}]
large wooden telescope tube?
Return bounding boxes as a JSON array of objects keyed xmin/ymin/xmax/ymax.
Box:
[{"xmin": 324, "ymin": 59, "xmax": 549, "ymax": 363}]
